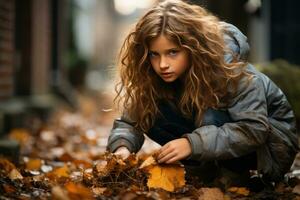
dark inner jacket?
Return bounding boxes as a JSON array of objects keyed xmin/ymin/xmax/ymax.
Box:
[{"xmin": 107, "ymin": 22, "xmax": 299, "ymax": 181}]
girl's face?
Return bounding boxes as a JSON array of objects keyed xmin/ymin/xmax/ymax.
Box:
[{"xmin": 149, "ymin": 35, "xmax": 190, "ymax": 82}]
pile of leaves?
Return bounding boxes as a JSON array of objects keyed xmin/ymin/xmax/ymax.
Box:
[{"xmin": 0, "ymin": 94, "xmax": 300, "ymax": 199}]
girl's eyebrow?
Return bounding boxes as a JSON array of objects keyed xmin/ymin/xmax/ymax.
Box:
[{"xmin": 149, "ymin": 47, "xmax": 180, "ymax": 53}]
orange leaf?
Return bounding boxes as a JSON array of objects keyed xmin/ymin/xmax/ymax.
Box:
[
  {"xmin": 25, "ymin": 158, "xmax": 42, "ymax": 171},
  {"xmin": 147, "ymin": 164, "xmax": 185, "ymax": 192},
  {"xmin": 8, "ymin": 128, "xmax": 31, "ymax": 146},
  {"xmin": 65, "ymin": 182, "xmax": 94, "ymax": 200},
  {"xmin": 227, "ymin": 187, "xmax": 250, "ymax": 196},
  {"xmin": 47, "ymin": 165, "xmax": 70, "ymax": 179}
]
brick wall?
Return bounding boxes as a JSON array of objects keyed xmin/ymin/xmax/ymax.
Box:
[{"xmin": 0, "ymin": 0, "xmax": 14, "ymax": 101}]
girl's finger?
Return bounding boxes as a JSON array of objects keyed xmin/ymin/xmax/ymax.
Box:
[
  {"xmin": 158, "ymin": 151, "xmax": 176, "ymax": 163},
  {"xmin": 158, "ymin": 143, "xmax": 170, "ymax": 154},
  {"xmin": 165, "ymin": 156, "xmax": 178, "ymax": 164},
  {"xmin": 157, "ymin": 146, "xmax": 173, "ymax": 160}
]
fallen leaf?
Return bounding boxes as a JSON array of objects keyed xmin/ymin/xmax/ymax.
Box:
[
  {"xmin": 93, "ymin": 160, "xmax": 111, "ymax": 177},
  {"xmin": 93, "ymin": 155, "xmax": 126, "ymax": 178},
  {"xmin": 25, "ymin": 158, "xmax": 42, "ymax": 170},
  {"xmin": 139, "ymin": 156, "xmax": 156, "ymax": 169},
  {"xmin": 8, "ymin": 128, "xmax": 31, "ymax": 146},
  {"xmin": 58, "ymin": 152, "xmax": 74, "ymax": 162},
  {"xmin": 227, "ymin": 187, "xmax": 250, "ymax": 196},
  {"xmin": 9, "ymin": 168, "xmax": 23, "ymax": 180},
  {"xmin": 52, "ymin": 185, "xmax": 70, "ymax": 200},
  {"xmin": 125, "ymin": 154, "xmax": 138, "ymax": 167},
  {"xmin": 0, "ymin": 158, "xmax": 17, "ymax": 173},
  {"xmin": 198, "ymin": 188, "xmax": 225, "ymax": 200},
  {"xmin": 147, "ymin": 164, "xmax": 185, "ymax": 192},
  {"xmin": 92, "ymin": 187, "xmax": 107, "ymax": 195},
  {"xmin": 292, "ymin": 184, "xmax": 300, "ymax": 195},
  {"xmin": 47, "ymin": 164, "xmax": 70, "ymax": 179},
  {"xmin": 3, "ymin": 184, "xmax": 16, "ymax": 193},
  {"xmin": 83, "ymin": 168, "xmax": 94, "ymax": 184},
  {"xmin": 65, "ymin": 182, "xmax": 94, "ymax": 200},
  {"xmin": 73, "ymin": 159, "xmax": 93, "ymax": 169}
]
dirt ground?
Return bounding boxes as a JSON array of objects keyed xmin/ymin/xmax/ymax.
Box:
[{"xmin": 1, "ymin": 91, "xmax": 300, "ymax": 200}]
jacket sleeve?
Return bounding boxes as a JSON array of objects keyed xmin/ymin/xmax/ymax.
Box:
[
  {"xmin": 183, "ymin": 74, "xmax": 270, "ymax": 161},
  {"xmin": 107, "ymin": 116, "xmax": 145, "ymax": 153}
]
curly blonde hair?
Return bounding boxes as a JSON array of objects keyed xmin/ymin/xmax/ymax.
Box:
[{"xmin": 115, "ymin": 0, "xmax": 248, "ymax": 132}]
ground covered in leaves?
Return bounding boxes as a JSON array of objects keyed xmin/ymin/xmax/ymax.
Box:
[{"xmin": 1, "ymin": 93, "xmax": 300, "ymax": 200}]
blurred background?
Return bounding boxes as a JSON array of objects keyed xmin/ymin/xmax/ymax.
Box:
[{"xmin": 0, "ymin": 0, "xmax": 300, "ymax": 156}]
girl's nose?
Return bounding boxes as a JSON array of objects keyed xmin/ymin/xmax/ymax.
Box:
[{"xmin": 159, "ymin": 57, "xmax": 170, "ymax": 70}]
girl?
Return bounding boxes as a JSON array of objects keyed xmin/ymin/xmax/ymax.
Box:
[{"xmin": 107, "ymin": 0, "xmax": 298, "ymax": 182}]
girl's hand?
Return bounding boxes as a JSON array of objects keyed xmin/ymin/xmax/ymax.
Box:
[
  {"xmin": 114, "ymin": 146, "xmax": 131, "ymax": 160},
  {"xmin": 157, "ymin": 138, "xmax": 192, "ymax": 164}
]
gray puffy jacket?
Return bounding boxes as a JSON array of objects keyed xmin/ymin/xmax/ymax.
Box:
[{"xmin": 107, "ymin": 22, "xmax": 298, "ymax": 181}]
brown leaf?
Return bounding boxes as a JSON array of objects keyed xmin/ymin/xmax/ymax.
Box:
[
  {"xmin": 93, "ymin": 155, "xmax": 126, "ymax": 178},
  {"xmin": 292, "ymin": 184, "xmax": 300, "ymax": 195},
  {"xmin": 146, "ymin": 164, "xmax": 185, "ymax": 192},
  {"xmin": 0, "ymin": 158, "xmax": 17, "ymax": 173},
  {"xmin": 227, "ymin": 187, "xmax": 250, "ymax": 196},
  {"xmin": 58, "ymin": 152, "xmax": 74, "ymax": 162},
  {"xmin": 198, "ymin": 188, "xmax": 225, "ymax": 200},
  {"xmin": 125, "ymin": 154, "xmax": 138, "ymax": 167},
  {"xmin": 3, "ymin": 184, "xmax": 16, "ymax": 193},
  {"xmin": 73, "ymin": 159, "xmax": 93, "ymax": 169},
  {"xmin": 65, "ymin": 182, "xmax": 94, "ymax": 200}
]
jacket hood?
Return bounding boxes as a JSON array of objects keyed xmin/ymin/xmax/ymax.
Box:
[{"xmin": 220, "ymin": 22, "xmax": 250, "ymax": 63}]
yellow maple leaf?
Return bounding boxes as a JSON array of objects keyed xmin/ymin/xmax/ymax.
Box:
[{"xmin": 147, "ymin": 164, "xmax": 185, "ymax": 192}]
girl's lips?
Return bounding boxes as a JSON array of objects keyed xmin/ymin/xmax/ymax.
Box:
[{"xmin": 161, "ymin": 72, "xmax": 173, "ymax": 77}]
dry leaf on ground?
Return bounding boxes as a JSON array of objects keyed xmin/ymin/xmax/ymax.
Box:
[
  {"xmin": 65, "ymin": 182, "xmax": 94, "ymax": 200},
  {"xmin": 227, "ymin": 187, "xmax": 250, "ymax": 196},
  {"xmin": 0, "ymin": 158, "xmax": 17, "ymax": 173},
  {"xmin": 25, "ymin": 158, "xmax": 42, "ymax": 170},
  {"xmin": 47, "ymin": 164, "xmax": 70, "ymax": 179},
  {"xmin": 146, "ymin": 164, "xmax": 185, "ymax": 192},
  {"xmin": 9, "ymin": 168, "xmax": 23, "ymax": 180},
  {"xmin": 52, "ymin": 185, "xmax": 70, "ymax": 200},
  {"xmin": 139, "ymin": 156, "xmax": 156, "ymax": 169},
  {"xmin": 8, "ymin": 128, "xmax": 31, "ymax": 145},
  {"xmin": 198, "ymin": 188, "xmax": 225, "ymax": 200}
]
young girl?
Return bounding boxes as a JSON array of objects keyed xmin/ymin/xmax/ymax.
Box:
[{"xmin": 107, "ymin": 0, "xmax": 298, "ymax": 182}]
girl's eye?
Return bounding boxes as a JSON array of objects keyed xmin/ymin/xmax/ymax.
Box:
[
  {"xmin": 149, "ymin": 52, "xmax": 158, "ymax": 58},
  {"xmin": 169, "ymin": 50, "xmax": 179, "ymax": 56}
]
